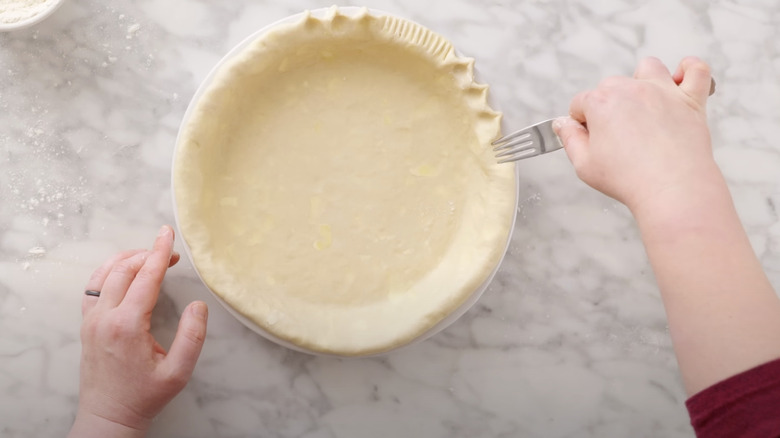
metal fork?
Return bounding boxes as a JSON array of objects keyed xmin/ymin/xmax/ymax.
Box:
[
  {"xmin": 494, "ymin": 79, "xmax": 718, "ymax": 164},
  {"xmin": 492, "ymin": 119, "xmax": 562, "ymax": 164}
]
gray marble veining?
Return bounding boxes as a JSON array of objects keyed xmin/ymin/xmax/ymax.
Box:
[{"xmin": 1, "ymin": 0, "xmax": 779, "ymax": 437}]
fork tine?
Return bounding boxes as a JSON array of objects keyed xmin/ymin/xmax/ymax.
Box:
[
  {"xmin": 497, "ymin": 147, "xmax": 537, "ymax": 163},
  {"xmin": 494, "ymin": 119, "xmax": 564, "ymax": 164},
  {"xmin": 493, "ymin": 138, "xmax": 533, "ymax": 152},
  {"xmin": 491, "ymin": 129, "xmax": 531, "ymax": 146},
  {"xmin": 495, "ymin": 143, "xmax": 536, "ymax": 158},
  {"xmin": 497, "ymin": 153, "xmax": 533, "ymax": 164}
]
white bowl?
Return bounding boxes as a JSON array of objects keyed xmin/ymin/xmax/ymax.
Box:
[
  {"xmin": 0, "ymin": 0, "xmax": 65, "ymax": 32},
  {"xmin": 172, "ymin": 6, "xmax": 519, "ymax": 357}
]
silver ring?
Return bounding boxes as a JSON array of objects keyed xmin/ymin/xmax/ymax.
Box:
[{"xmin": 84, "ymin": 290, "xmax": 101, "ymax": 297}]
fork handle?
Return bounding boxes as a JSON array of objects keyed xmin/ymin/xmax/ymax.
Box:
[{"xmin": 535, "ymin": 119, "xmax": 564, "ymax": 155}]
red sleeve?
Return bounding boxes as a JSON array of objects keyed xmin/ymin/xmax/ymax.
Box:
[{"xmin": 686, "ymin": 357, "xmax": 780, "ymax": 438}]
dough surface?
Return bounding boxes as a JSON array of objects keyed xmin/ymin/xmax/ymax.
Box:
[{"xmin": 173, "ymin": 8, "xmax": 516, "ymax": 355}]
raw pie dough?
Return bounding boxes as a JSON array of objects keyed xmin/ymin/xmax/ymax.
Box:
[{"xmin": 173, "ymin": 8, "xmax": 516, "ymax": 355}]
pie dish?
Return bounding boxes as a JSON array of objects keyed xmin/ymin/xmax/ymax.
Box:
[{"xmin": 172, "ymin": 7, "xmax": 517, "ymax": 356}]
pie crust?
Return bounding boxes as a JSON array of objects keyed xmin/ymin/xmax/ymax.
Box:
[{"xmin": 173, "ymin": 7, "xmax": 516, "ymax": 355}]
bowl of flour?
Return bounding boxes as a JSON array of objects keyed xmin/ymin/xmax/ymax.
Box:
[{"xmin": 0, "ymin": 0, "xmax": 64, "ymax": 32}]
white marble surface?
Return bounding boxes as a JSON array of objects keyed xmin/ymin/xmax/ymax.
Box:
[{"xmin": 1, "ymin": 0, "xmax": 779, "ymax": 437}]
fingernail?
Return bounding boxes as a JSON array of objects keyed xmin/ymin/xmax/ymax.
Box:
[
  {"xmin": 191, "ymin": 302, "xmax": 208, "ymax": 320},
  {"xmin": 552, "ymin": 117, "xmax": 566, "ymax": 134},
  {"xmin": 158, "ymin": 225, "xmax": 171, "ymax": 238}
]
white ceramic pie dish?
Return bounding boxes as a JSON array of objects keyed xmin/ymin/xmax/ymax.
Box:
[
  {"xmin": 0, "ymin": 0, "xmax": 65, "ymax": 32},
  {"xmin": 172, "ymin": 6, "xmax": 519, "ymax": 357}
]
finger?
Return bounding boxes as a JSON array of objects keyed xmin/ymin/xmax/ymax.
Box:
[
  {"xmin": 633, "ymin": 56, "xmax": 674, "ymax": 83},
  {"xmin": 673, "ymin": 56, "xmax": 712, "ymax": 103},
  {"xmin": 97, "ymin": 251, "xmax": 150, "ymax": 309},
  {"xmin": 553, "ymin": 116, "xmax": 590, "ymax": 170},
  {"xmin": 161, "ymin": 301, "xmax": 208, "ymax": 390},
  {"xmin": 170, "ymin": 251, "xmax": 180, "ymax": 267},
  {"xmin": 569, "ymin": 90, "xmax": 589, "ymax": 124},
  {"xmin": 122, "ymin": 225, "xmax": 175, "ymax": 315},
  {"xmin": 83, "ymin": 249, "xmax": 145, "ymax": 316}
]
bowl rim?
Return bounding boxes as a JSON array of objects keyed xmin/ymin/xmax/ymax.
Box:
[
  {"xmin": 0, "ymin": 0, "xmax": 66, "ymax": 32},
  {"xmin": 170, "ymin": 6, "xmax": 520, "ymax": 357}
]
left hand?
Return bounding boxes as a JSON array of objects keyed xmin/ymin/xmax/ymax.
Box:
[{"xmin": 68, "ymin": 225, "xmax": 208, "ymax": 438}]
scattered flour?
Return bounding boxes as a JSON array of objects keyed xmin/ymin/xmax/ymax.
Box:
[
  {"xmin": 28, "ymin": 246, "xmax": 47, "ymax": 255},
  {"xmin": 0, "ymin": 0, "xmax": 57, "ymax": 24}
]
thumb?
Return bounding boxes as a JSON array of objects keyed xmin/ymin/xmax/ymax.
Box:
[
  {"xmin": 553, "ymin": 116, "xmax": 590, "ymax": 168},
  {"xmin": 673, "ymin": 56, "xmax": 712, "ymax": 105},
  {"xmin": 163, "ymin": 301, "xmax": 208, "ymax": 387}
]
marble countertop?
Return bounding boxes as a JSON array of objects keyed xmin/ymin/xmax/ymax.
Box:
[{"xmin": 1, "ymin": 0, "xmax": 779, "ymax": 437}]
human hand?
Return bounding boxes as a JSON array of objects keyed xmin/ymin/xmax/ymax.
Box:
[
  {"xmin": 553, "ymin": 59, "xmax": 780, "ymax": 399},
  {"xmin": 553, "ymin": 56, "xmax": 718, "ymax": 217},
  {"xmin": 68, "ymin": 226, "xmax": 208, "ymax": 438}
]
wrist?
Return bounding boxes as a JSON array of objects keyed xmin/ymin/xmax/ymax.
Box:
[
  {"xmin": 627, "ymin": 164, "xmax": 728, "ymax": 228},
  {"xmin": 629, "ymin": 169, "xmax": 739, "ymax": 244},
  {"xmin": 68, "ymin": 409, "xmax": 149, "ymax": 438}
]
